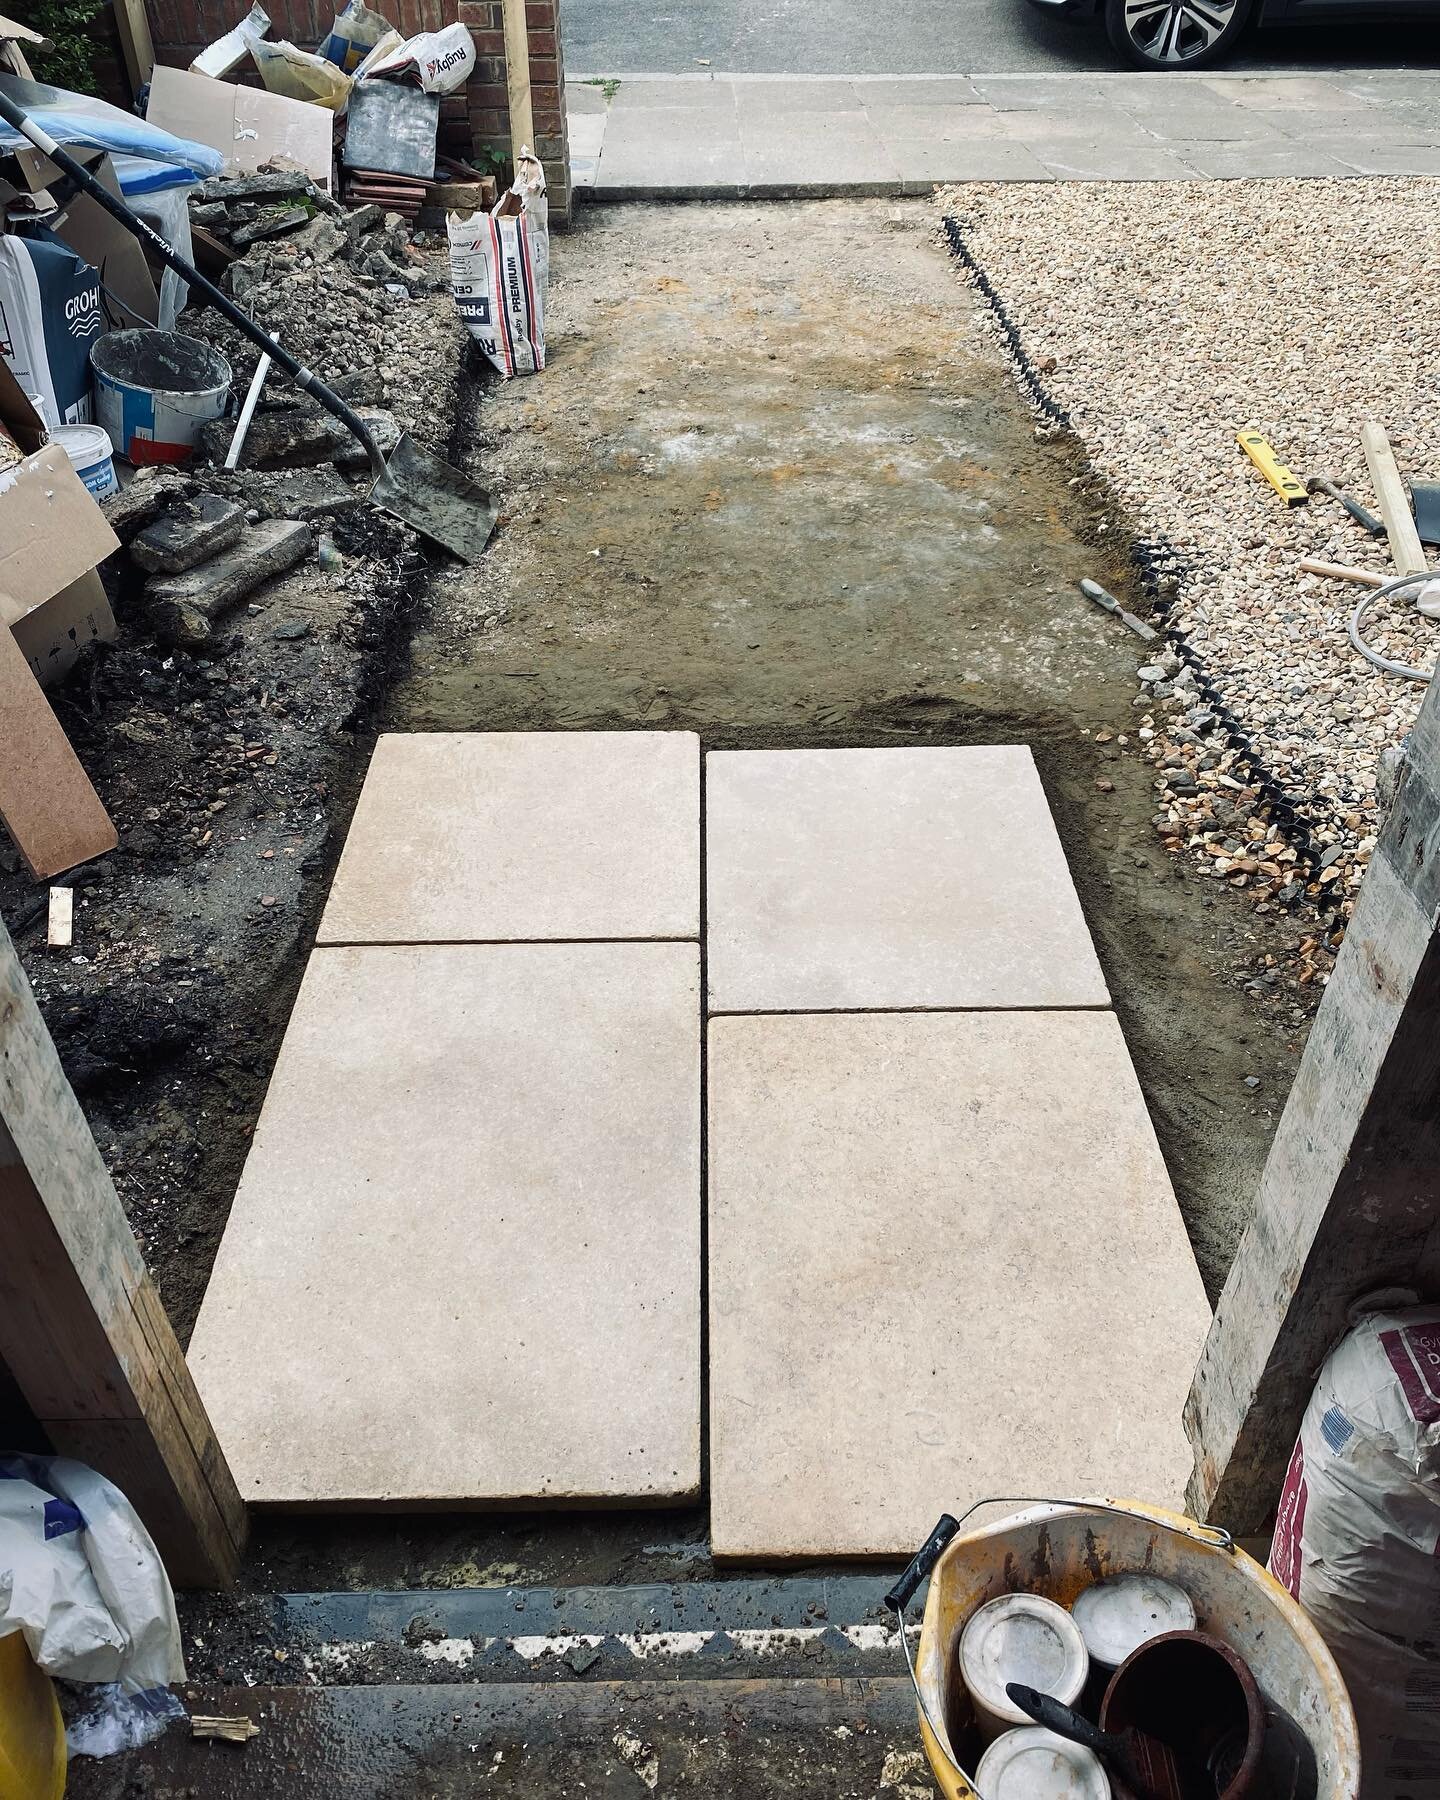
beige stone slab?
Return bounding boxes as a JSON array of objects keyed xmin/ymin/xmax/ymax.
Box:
[
  {"xmin": 318, "ymin": 731, "xmax": 700, "ymax": 945},
  {"xmin": 708, "ymin": 1010, "xmax": 1210, "ymax": 1560},
  {"xmin": 705, "ymin": 746, "xmax": 1108, "ymax": 1013},
  {"xmin": 188, "ymin": 941, "xmax": 701, "ymax": 1506}
]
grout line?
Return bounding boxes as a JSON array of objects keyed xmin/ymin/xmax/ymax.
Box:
[
  {"xmin": 311, "ymin": 935, "xmax": 701, "ymax": 949},
  {"xmin": 704, "ymin": 1001, "xmax": 1114, "ymax": 1018}
]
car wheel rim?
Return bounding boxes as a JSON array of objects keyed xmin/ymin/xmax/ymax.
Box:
[{"xmin": 1123, "ymin": 0, "xmax": 1237, "ymax": 61}]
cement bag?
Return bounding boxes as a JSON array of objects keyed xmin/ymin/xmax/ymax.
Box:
[
  {"xmin": 319, "ymin": 0, "xmax": 393, "ymax": 72},
  {"xmin": 0, "ymin": 1456, "xmax": 185, "ymax": 1758},
  {"xmin": 448, "ymin": 155, "xmax": 548, "ymax": 379},
  {"xmin": 1269, "ymin": 1303, "xmax": 1440, "ymax": 1800},
  {"xmin": 0, "ymin": 236, "xmax": 100, "ymax": 425},
  {"xmin": 362, "ymin": 23, "xmax": 476, "ymax": 93}
]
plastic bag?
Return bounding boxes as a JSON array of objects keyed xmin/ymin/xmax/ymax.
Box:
[
  {"xmin": 448, "ymin": 152, "xmax": 548, "ymax": 380},
  {"xmin": 0, "ymin": 1456, "xmax": 185, "ymax": 1759},
  {"xmin": 362, "ymin": 23, "xmax": 476, "ymax": 95},
  {"xmin": 319, "ymin": 0, "xmax": 393, "ymax": 72},
  {"xmin": 249, "ymin": 36, "xmax": 353, "ymax": 111},
  {"xmin": 1270, "ymin": 1302, "xmax": 1440, "ymax": 1800}
]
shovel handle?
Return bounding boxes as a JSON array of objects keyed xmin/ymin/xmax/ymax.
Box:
[{"xmin": 0, "ymin": 87, "xmax": 386, "ymax": 482}]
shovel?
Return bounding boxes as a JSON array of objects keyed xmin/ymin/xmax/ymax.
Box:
[{"xmin": 0, "ymin": 88, "xmax": 496, "ymax": 563}]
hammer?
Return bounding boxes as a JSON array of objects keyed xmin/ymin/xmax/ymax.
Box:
[{"xmin": 1305, "ymin": 475, "xmax": 1385, "ymax": 537}]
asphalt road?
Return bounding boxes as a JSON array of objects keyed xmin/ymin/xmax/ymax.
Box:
[{"xmin": 562, "ymin": 0, "xmax": 1440, "ymax": 73}]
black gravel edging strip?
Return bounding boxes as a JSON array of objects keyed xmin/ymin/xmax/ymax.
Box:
[{"xmin": 942, "ymin": 214, "xmax": 1322, "ymax": 886}]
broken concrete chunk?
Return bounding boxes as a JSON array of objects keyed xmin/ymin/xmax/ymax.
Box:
[
  {"xmin": 220, "ymin": 466, "xmax": 363, "ymax": 523},
  {"xmin": 334, "ymin": 409, "xmax": 401, "ymax": 472},
  {"xmin": 100, "ymin": 467, "xmax": 189, "ymax": 538},
  {"xmin": 230, "ymin": 205, "xmax": 312, "ymax": 251},
  {"xmin": 341, "ymin": 202, "xmax": 385, "ymax": 239},
  {"xmin": 196, "ymin": 171, "xmax": 316, "ymax": 205},
  {"xmin": 201, "ymin": 408, "xmax": 348, "ymax": 470},
  {"xmin": 132, "ymin": 494, "xmax": 246, "ymax": 575},
  {"xmin": 189, "ymin": 201, "xmax": 232, "ymax": 231},
  {"xmin": 289, "ymin": 215, "xmax": 345, "ymax": 264},
  {"xmin": 146, "ymin": 520, "xmax": 314, "ymax": 648}
]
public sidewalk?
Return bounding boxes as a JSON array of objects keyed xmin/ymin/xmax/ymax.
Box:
[{"xmin": 566, "ymin": 70, "xmax": 1440, "ymax": 197}]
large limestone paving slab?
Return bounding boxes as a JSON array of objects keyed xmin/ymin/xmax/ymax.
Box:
[
  {"xmin": 318, "ymin": 731, "xmax": 700, "ymax": 945},
  {"xmin": 188, "ymin": 941, "xmax": 702, "ymax": 1506},
  {"xmin": 707, "ymin": 1010, "xmax": 1210, "ymax": 1561},
  {"xmin": 705, "ymin": 746, "xmax": 1108, "ymax": 1013}
]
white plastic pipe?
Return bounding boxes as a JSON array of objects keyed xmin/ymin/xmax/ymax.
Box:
[{"xmin": 224, "ymin": 351, "xmax": 272, "ymax": 470}]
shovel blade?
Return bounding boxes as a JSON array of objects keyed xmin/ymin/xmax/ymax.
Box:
[{"xmin": 369, "ymin": 432, "xmax": 497, "ymax": 563}]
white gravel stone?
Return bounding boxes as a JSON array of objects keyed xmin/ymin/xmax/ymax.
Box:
[{"xmin": 935, "ymin": 179, "xmax": 1440, "ymax": 909}]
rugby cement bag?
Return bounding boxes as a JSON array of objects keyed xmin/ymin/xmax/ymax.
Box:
[
  {"xmin": 1269, "ymin": 1301, "xmax": 1440, "ymax": 1800},
  {"xmin": 448, "ymin": 154, "xmax": 547, "ymax": 380}
]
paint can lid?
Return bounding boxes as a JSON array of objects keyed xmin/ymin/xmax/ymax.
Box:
[
  {"xmin": 976, "ymin": 1727, "xmax": 1113, "ymax": 1800},
  {"xmin": 958, "ymin": 1594, "xmax": 1089, "ymax": 1727},
  {"xmin": 1071, "ymin": 1573, "xmax": 1197, "ymax": 1670}
]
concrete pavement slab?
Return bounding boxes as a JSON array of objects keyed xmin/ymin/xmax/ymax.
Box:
[
  {"xmin": 731, "ymin": 77, "xmax": 861, "ymax": 114},
  {"xmin": 967, "ymin": 74, "xmax": 1114, "ymax": 111},
  {"xmin": 1168, "ymin": 140, "xmax": 1360, "ymax": 180},
  {"xmin": 1200, "ymin": 75, "xmax": 1366, "ymax": 110},
  {"xmin": 1031, "ymin": 142, "xmax": 1205, "ymax": 181},
  {"xmin": 895, "ymin": 142, "xmax": 1054, "ymax": 190},
  {"xmin": 188, "ymin": 941, "xmax": 702, "ymax": 1506},
  {"xmin": 999, "ymin": 107, "xmax": 1162, "ymax": 144},
  {"xmin": 707, "ymin": 1009, "xmax": 1211, "ymax": 1560},
  {"xmin": 854, "ymin": 76, "xmax": 985, "ymax": 107},
  {"xmin": 739, "ymin": 114, "xmax": 900, "ymax": 193},
  {"xmin": 607, "ymin": 75, "xmax": 737, "ymax": 112},
  {"xmin": 861, "ymin": 103, "xmax": 1016, "ymax": 143},
  {"xmin": 704, "ymin": 745, "xmax": 1107, "ymax": 1014},
  {"xmin": 566, "ymin": 79, "xmax": 608, "ymax": 114},
  {"xmin": 318, "ymin": 731, "xmax": 700, "ymax": 945},
  {"xmin": 1310, "ymin": 141, "xmax": 1440, "ymax": 175}
]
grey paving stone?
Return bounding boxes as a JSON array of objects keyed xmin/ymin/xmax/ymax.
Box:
[
  {"xmin": 1360, "ymin": 103, "xmax": 1440, "ymax": 145},
  {"xmin": 189, "ymin": 941, "xmax": 703, "ymax": 1507},
  {"xmin": 1108, "ymin": 98, "xmax": 1285, "ymax": 144},
  {"xmin": 319, "ymin": 731, "xmax": 700, "ymax": 945},
  {"xmin": 1307, "ymin": 141, "xmax": 1440, "ymax": 176},
  {"xmin": 565, "ymin": 79, "xmax": 609, "ymax": 115},
  {"xmin": 705, "ymin": 745, "xmax": 1107, "ymax": 1013},
  {"xmin": 739, "ymin": 114, "xmax": 900, "ymax": 191},
  {"xmin": 1000, "ymin": 107, "xmax": 1163, "ymax": 145},
  {"xmin": 1168, "ymin": 139, "xmax": 1361, "ymax": 180},
  {"xmin": 731, "ymin": 78, "xmax": 862, "ymax": 115},
  {"xmin": 1327, "ymin": 73, "xmax": 1440, "ymax": 105},
  {"xmin": 1030, "ymin": 142, "xmax": 1205, "ymax": 181},
  {"xmin": 968, "ymin": 74, "xmax": 1112, "ymax": 111},
  {"xmin": 1201, "ymin": 75, "xmax": 1367, "ymax": 111},
  {"xmin": 707, "ymin": 1010, "xmax": 1211, "ymax": 1560},
  {"xmin": 894, "ymin": 142, "xmax": 1055, "ymax": 189},
  {"xmin": 606, "ymin": 75, "xmax": 737, "ymax": 113},
  {"xmin": 853, "ymin": 76, "xmax": 985, "ymax": 108},
  {"xmin": 596, "ymin": 114, "xmax": 747, "ymax": 193},
  {"xmin": 863, "ymin": 103, "xmax": 1015, "ymax": 143}
]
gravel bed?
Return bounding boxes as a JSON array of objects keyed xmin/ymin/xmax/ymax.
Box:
[{"xmin": 936, "ymin": 177, "xmax": 1440, "ymax": 921}]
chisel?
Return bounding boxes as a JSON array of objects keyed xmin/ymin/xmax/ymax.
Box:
[{"xmin": 1080, "ymin": 579, "xmax": 1159, "ymax": 643}]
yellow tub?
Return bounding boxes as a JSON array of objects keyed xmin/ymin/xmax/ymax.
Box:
[
  {"xmin": 894, "ymin": 1499, "xmax": 1360, "ymax": 1800},
  {"xmin": 0, "ymin": 1633, "xmax": 65, "ymax": 1800}
]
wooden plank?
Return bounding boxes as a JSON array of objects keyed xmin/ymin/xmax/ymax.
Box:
[
  {"xmin": 47, "ymin": 887, "xmax": 73, "ymax": 949},
  {"xmin": 0, "ymin": 919, "xmax": 247, "ymax": 1585},
  {"xmin": 1361, "ymin": 419, "xmax": 1427, "ymax": 579},
  {"xmin": 501, "ymin": 0, "xmax": 535, "ymax": 160},
  {"xmin": 112, "ymin": 0, "xmax": 154, "ymax": 95},
  {"xmin": 0, "ymin": 624, "xmax": 117, "ymax": 880},
  {"xmin": 1185, "ymin": 664, "xmax": 1440, "ymax": 1531}
]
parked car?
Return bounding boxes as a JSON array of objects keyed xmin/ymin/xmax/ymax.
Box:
[{"xmin": 1026, "ymin": 0, "xmax": 1440, "ymax": 70}]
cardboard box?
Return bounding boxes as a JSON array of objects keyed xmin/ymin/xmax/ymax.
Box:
[
  {"xmin": 146, "ymin": 65, "xmax": 333, "ymax": 191},
  {"xmin": 0, "ymin": 440, "xmax": 119, "ymax": 608},
  {"xmin": 3, "ymin": 568, "xmax": 116, "ymax": 688},
  {"xmin": 0, "ymin": 147, "xmax": 162, "ymax": 331}
]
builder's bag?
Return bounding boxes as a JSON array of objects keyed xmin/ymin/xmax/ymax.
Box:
[
  {"xmin": 1269, "ymin": 1300, "xmax": 1440, "ymax": 1800},
  {"xmin": 447, "ymin": 152, "xmax": 548, "ymax": 380}
]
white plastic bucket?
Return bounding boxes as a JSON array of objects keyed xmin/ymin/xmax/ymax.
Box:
[
  {"xmin": 50, "ymin": 422, "xmax": 118, "ymax": 499},
  {"xmin": 90, "ymin": 330, "xmax": 231, "ymax": 466}
]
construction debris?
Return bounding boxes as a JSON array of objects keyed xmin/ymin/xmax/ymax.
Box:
[{"xmin": 191, "ymin": 1715, "xmax": 261, "ymax": 1743}]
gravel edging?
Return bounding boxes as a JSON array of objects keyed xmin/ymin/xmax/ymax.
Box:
[{"xmin": 936, "ymin": 178, "xmax": 1440, "ymax": 928}]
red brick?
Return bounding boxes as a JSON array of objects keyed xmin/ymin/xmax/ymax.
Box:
[
  {"xmin": 531, "ymin": 107, "xmax": 563, "ymax": 134},
  {"xmin": 471, "ymin": 28, "xmax": 506, "ymax": 54},
  {"xmin": 469, "ymin": 81, "xmax": 509, "ymax": 108},
  {"xmin": 458, "ymin": 0, "xmax": 502, "ymax": 24},
  {"xmin": 527, "ymin": 27, "xmax": 556, "ymax": 56},
  {"xmin": 527, "ymin": 55, "xmax": 557, "ymax": 84},
  {"xmin": 468, "ymin": 108, "xmax": 506, "ymax": 137}
]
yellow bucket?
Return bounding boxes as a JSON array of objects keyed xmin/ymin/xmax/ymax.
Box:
[
  {"xmin": 887, "ymin": 1498, "xmax": 1360, "ymax": 1800},
  {"xmin": 0, "ymin": 1632, "xmax": 65, "ymax": 1800}
]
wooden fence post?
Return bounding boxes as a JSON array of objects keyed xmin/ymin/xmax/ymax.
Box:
[
  {"xmin": 1186, "ymin": 672, "xmax": 1440, "ymax": 1530},
  {"xmin": 0, "ymin": 919, "xmax": 246, "ymax": 1586}
]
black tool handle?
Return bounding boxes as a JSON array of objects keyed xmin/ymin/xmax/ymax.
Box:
[
  {"xmin": 884, "ymin": 1514, "xmax": 959, "ymax": 1615},
  {"xmin": 1339, "ymin": 492, "xmax": 1386, "ymax": 536},
  {"xmin": 1006, "ymin": 1685, "xmax": 1121, "ymax": 1758},
  {"xmin": 0, "ymin": 85, "xmax": 386, "ymax": 480}
]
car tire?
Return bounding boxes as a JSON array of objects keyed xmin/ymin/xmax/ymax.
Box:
[{"xmin": 1104, "ymin": 0, "xmax": 1252, "ymax": 67}]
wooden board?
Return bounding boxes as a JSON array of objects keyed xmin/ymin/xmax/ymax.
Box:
[
  {"xmin": 112, "ymin": 0, "xmax": 154, "ymax": 95},
  {"xmin": 0, "ymin": 624, "xmax": 116, "ymax": 879},
  {"xmin": 1361, "ymin": 420, "xmax": 1427, "ymax": 579}
]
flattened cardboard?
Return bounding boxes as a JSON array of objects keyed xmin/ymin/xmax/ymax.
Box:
[
  {"xmin": 0, "ymin": 623, "xmax": 116, "ymax": 878},
  {"xmin": 4, "ymin": 568, "xmax": 117, "ymax": 687},
  {"xmin": 146, "ymin": 66, "xmax": 333, "ymax": 191},
  {"xmin": 47, "ymin": 153, "xmax": 160, "ymax": 330},
  {"xmin": 0, "ymin": 354, "xmax": 45, "ymax": 452},
  {"xmin": 0, "ymin": 443, "xmax": 120, "ymax": 614}
]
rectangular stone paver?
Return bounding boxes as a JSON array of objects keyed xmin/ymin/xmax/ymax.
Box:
[
  {"xmin": 707, "ymin": 1010, "xmax": 1211, "ymax": 1560},
  {"xmin": 318, "ymin": 731, "xmax": 699, "ymax": 945},
  {"xmin": 188, "ymin": 941, "xmax": 702, "ymax": 1505},
  {"xmin": 705, "ymin": 746, "xmax": 1107, "ymax": 1013}
]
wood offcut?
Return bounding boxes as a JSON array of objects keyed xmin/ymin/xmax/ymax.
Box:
[{"xmin": 0, "ymin": 624, "xmax": 117, "ymax": 879}]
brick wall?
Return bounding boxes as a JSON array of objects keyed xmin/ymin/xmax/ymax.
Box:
[{"xmin": 147, "ymin": 0, "xmax": 570, "ymax": 218}]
